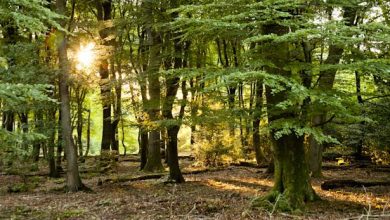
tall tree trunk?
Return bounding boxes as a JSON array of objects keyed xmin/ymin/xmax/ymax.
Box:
[
  {"xmin": 56, "ymin": 0, "xmax": 84, "ymax": 192},
  {"xmin": 252, "ymin": 81, "xmax": 264, "ymax": 165},
  {"xmin": 47, "ymin": 109, "xmax": 59, "ymax": 178},
  {"xmin": 252, "ymin": 23, "xmax": 317, "ymax": 210},
  {"xmin": 85, "ymin": 109, "xmax": 91, "ymax": 157},
  {"xmin": 97, "ymin": 0, "xmax": 113, "ymax": 155},
  {"xmin": 32, "ymin": 111, "xmax": 43, "ymax": 162},
  {"xmin": 75, "ymin": 88, "xmax": 86, "ymax": 157},
  {"xmin": 142, "ymin": 0, "xmax": 164, "ymax": 172},
  {"xmin": 308, "ymin": 7, "xmax": 357, "ymax": 177},
  {"xmin": 56, "ymin": 109, "xmax": 63, "ymax": 172},
  {"xmin": 354, "ymin": 71, "xmax": 364, "ymax": 158},
  {"xmin": 2, "ymin": 23, "xmax": 17, "ymax": 133}
]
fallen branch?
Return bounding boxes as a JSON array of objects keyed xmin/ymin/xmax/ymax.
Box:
[
  {"xmin": 103, "ymin": 173, "xmax": 165, "ymax": 184},
  {"xmin": 102, "ymin": 167, "xmax": 230, "ymax": 184},
  {"xmin": 321, "ymin": 179, "xmax": 390, "ymax": 190},
  {"xmin": 230, "ymin": 161, "xmax": 268, "ymax": 169}
]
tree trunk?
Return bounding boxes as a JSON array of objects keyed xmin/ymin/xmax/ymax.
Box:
[
  {"xmin": 142, "ymin": 0, "xmax": 163, "ymax": 172},
  {"xmin": 266, "ymin": 134, "xmax": 317, "ymax": 210},
  {"xmin": 56, "ymin": 0, "xmax": 84, "ymax": 192},
  {"xmin": 85, "ymin": 109, "xmax": 91, "ymax": 157},
  {"xmin": 252, "ymin": 23, "xmax": 318, "ymax": 210},
  {"xmin": 139, "ymin": 128, "xmax": 148, "ymax": 170},
  {"xmin": 2, "ymin": 112, "xmax": 14, "ymax": 131},
  {"xmin": 252, "ymin": 81, "xmax": 264, "ymax": 165},
  {"xmin": 308, "ymin": 7, "xmax": 357, "ymax": 177},
  {"xmin": 97, "ymin": 0, "xmax": 113, "ymax": 155},
  {"xmin": 32, "ymin": 111, "xmax": 43, "ymax": 162},
  {"xmin": 19, "ymin": 113, "xmax": 28, "ymax": 133},
  {"xmin": 167, "ymin": 126, "xmax": 185, "ymax": 183},
  {"xmin": 162, "ymin": 76, "xmax": 185, "ymax": 182},
  {"xmin": 354, "ymin": 71, "xmax": 365, "ymax": 159},
  {"xmin": 56, "ymin": 109, "xmax": 63, "ymax": 172},
  {"xmin": 75, "ymin": 88, "xmax": 85, "ymax": 157},
  {"xmin": 47, "ymin": 109, "xmax": 59, "ymax": 178}
]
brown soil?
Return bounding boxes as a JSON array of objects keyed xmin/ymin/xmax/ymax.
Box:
[{"xmin": 0, "ymin": 157, "xmax": 389, "ymax": 219}]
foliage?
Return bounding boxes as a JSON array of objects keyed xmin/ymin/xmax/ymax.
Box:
[{"xmin": 194, "ymin": 125, "xmax": 242, "ymax": 166}]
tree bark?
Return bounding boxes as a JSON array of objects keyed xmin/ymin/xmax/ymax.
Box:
[
  {"xmin": 56, "ymin": 0, "xmax": 84, "ymax": 192},
  {"xmin": 354, "ymin": 71, "xmax": 365, "ymax": 158},
  {"xmin": 47, "ymin": 109, "xmax": 59, "ymax": 178},
  {"xmin": 252, "ymin": 23, "xmax": 317, "ymax": 210},
  {"xmin": 97, "ymin": 0, "xmax": 114, "ymax": 155},
  {"xmin": 56, "ymin": 109, "xmax": 63, "ymax": 172},
  {"xmin": 142, "ymin": 0, "xmax": 164, "ymax": 172},
  {"xmin": 85, "ymin": 109, "xmax": 91, "ymax": 157},
  {"xmin": 252, "ymin": 81, "xmax": 264, "ymax": 165},
  {"xmin": 308, "ymin": 7, "xmax": 357, "ymax": 177},
  {"xmin": 32, "ymin": 111, "xmax": 43, "ymax": 162}
]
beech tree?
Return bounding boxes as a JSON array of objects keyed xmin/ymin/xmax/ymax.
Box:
[{"xmin": 56, "ymin": 0, "xmax": 84, "ymax": 192}]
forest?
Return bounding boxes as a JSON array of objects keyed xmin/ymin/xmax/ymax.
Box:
[{"xmin": 0, "ymin": 0, "xmax": 389, "ymax": 219}]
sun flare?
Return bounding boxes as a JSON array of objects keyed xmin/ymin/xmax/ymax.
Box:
[{"xmin": 76, "ymin": 42, "xmax": 95, "ymax": 70}]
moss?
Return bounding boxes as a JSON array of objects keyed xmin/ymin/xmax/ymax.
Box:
[
  {"xmin": 7, "ymin": 183, "xmax": 29, "ymax": 193},
  {"xmin": 251, "ymin": 191, "xmax": 295, "ymax": 213},
  {"xmin": 251, "ymin": 185, "xmax": 319, "ymax": 213},
  {"xmin": 56, "ymin": 209, "xmax": 85, "ymax": 218}
]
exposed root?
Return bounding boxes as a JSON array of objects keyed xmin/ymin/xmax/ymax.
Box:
[{"xmin": 251, "ymin": 189, "xmax": 319, "ymax": 213}]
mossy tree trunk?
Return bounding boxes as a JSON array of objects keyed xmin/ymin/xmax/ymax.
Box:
[
  {"xmin": 267, "ymin": 134, "xmax": 317, "ymax": 210},
  {"xmin": 253, "ymin": 23, "xmax": 318, "ymax": 210}
]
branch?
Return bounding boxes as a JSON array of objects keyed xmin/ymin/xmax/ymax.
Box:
[
  {"xmin": 313, "ymin": 114, "xmax": 336, "ymax": 127},
  {"xmin": 363, "ymin": 94, "xmax": 390, "ymax": 102}
]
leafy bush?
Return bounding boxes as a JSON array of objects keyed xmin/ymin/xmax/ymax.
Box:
[{"xmin": 194, "ymin": 125, "xmax": 242, "ymax": 166}]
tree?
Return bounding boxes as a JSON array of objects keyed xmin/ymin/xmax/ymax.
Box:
[
  {"xmin": 141, "ymin": 0, "xmax": 164, "ymax": 172},
  {"xmin": 96, "ymin": 0, "xmax": 116, "ymax": 155},
  {"xmin": 56, "ymin": 0, "xmax": 84, "ymax": 192},
  {"xmin": 308, "ymin": 4, "xmax": 357, "ymax": 177}
]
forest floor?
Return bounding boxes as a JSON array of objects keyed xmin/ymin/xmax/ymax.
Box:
[{"xmin": 0, "ymin": 156, "xmax": 389, "ymax": 220}]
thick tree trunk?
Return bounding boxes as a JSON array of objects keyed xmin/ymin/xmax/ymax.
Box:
[
  {"xmin": 162, "ymin": 76, "xmax": 185, "ymax": 182},
  {"xmin": 252, "ymin": 23, "xmax": 318, "ymax": 210},
  {"xmin": 266, "ymin": 135, "xmax": 317, "ymax": 210},
  {"xmin": 139, "ymin": 128, "xmax": 148, "ymax": 170},
  {"xmin": 167, "ymin": 126, "xmax": 185, "ymax": 183},
  {"xmin": 144, "ymin": 130, "xmax": 164, "ymax": 172},
  {"xmin": 142, "ymin": 0, "xmax": 163, "ymax": 172},
  {"xmin": 97, "ymin": 0, "xmax": 114, "ymax": 155},
  {"xmin": 56, "ymin": 0, "xmax": 83, "ymax": 192},
  {"xmin": 100, "ymin": 61, "xmax": 112, "ymax": 154}
]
